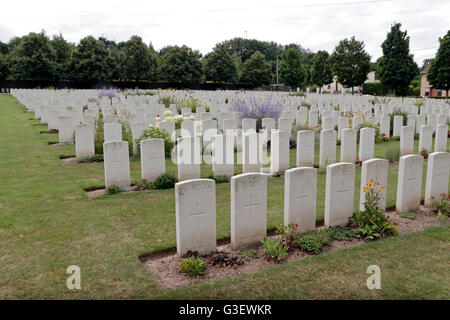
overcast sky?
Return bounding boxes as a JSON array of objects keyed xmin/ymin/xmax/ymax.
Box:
[{"xmin": 1, "ymin": 0, "xmax": 449, "ymax": 65}]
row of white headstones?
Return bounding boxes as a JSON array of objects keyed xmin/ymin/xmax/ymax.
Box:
[
  {"xmin": 174, "ymin": 152, "xmax": 449, "ymax": 257},
  {"xmin": 79, "ymin": 118, "xmax": 448, "ymax": 188}
]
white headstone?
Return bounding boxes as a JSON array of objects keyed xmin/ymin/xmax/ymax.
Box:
[
  {"xmin": 270, "ymin": 130, "xmax": 290, "ymax": 174},
  {"xmin": 396, "ymin": 154, "xmax": 424, "ymax": 213},
  {"xmin": 175, "ymin": 179, "xmax": 216, "ymax": 257},
  {"xmin": 360, "ymin": 158, "xmax": 388, "ymax": 211},
  {"xmin": 418, "ymin": 125, "xmax": 432, "ymax": 154},
  {"xmin": 212, "ymin": 134, "xmax": 234, "ymax": 177},
  {"xmin": 104, "ymin": 123, "xmax": 122, "ymax": 142},
  {"xmin": 103, "ymin": 141, "xmax": 131, "ymax": 189},
  {"xmin": 140, "ymin": 138, "xmax": 165, "ymax": 182},
  {"xmin": 319, "ymin": 129, "xmax": 337, "ymax": 168},
  {"xmin": 340, "ymin": 128, "xmax": 356, "ymax": 163},
  {"xmin": 74, "ymin": 124, "xmax": 95, "ymax": 159},
  {"xmin": 434, "ymin": 124, "xmax": 448, "ymax": 152},
  {"xmin": 324, "ymin": 163, "xmax": 356, "ymax": 228},
  {"xmin": 296, "ymin": 130, "xmax": 315, "ymax": 167},
  {"xmin": 284, "ymin": 167, "xmax": 317, "ymax": 233},
  {"xmin": 177, "ymin": 136, "xmax": 201, "ymax": 181},
  {"xmin": 424, "ymin": 152, "xmax": 450, "ymax": 205},
  {"xmin": 231, "ymin": 173, "xmax": 267, "ymax": 249},
  {"xmin": 58, "ymin": 116, "xmax": 74, "ymax": 143},
  {"xmin": 400, "ymin": 125, "xmax": 414, "ymax": 156}
]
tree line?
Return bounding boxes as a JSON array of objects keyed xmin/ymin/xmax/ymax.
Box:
[{"xmin": 0, "ymin": 24, "xmax": 448, "ymax": 96}]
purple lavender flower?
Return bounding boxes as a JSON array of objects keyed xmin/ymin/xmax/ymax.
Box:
[
  {"xmin": 232, "ymin": 95, "xmax": 283, "ymax": 121},
  {"xmin": 98, "ymin": 86, "xmax": 117, "ymax": 99}
]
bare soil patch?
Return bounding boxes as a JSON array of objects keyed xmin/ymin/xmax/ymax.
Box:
[{"xmin": 143, "ymin": 205, "xmax": 447, "ymax": 290}]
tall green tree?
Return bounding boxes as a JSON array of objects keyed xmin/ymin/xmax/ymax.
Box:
[
  {"xmin": 0, "ymin": 41, "xmax": 8, "ymax": 55},
  {"xmin": 9, "ymin": 32, "xmax": 56, "ymax": 80},
  {"xmin": 70, "ymin": 36, "xmax": 112, "ymax": 82},
  {"xmin": 0, "ymin": 53, "xmax": 8, "ymax": 80},
  {"xmin": 240, "ymin": 51, "xmax": 272, "ymax": 86},
  {"xmin": 310, "ymin": 50, "xmax": 333, "ymax": 92},
  {"xmin": 279, "ymin": 47, "xmax": 306, "ymax": 89},
  {"xmin": 50, "ymin": 34, "xmax": 73, "ymax": 80},
  {"xmin": 427, "ymin": 30, "xmax": 450, "ymax": 99},
  {"xmin": 159, "ymin": 45, "xmax": 203, "ymax": 84},
  {"xmin": 379, "ymin": 23, "xmax": 418, "ymax": 95},
  {"xmin": 122, "ymin": 35, "xmax": 157, "ymax": 81},
  {"xmin": 203, "ymin": 45, "xmax": 238, "ymax": 83},
  {"xmin": 331, "ymin": 37, "xmax": 371, "ymax": 94}
]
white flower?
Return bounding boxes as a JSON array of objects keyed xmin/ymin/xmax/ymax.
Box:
[
  {"xmin": 165, "ymin": 116, "xmax": 173, "ymax": 121},
  {"xmin": 164, "ymin": 110, "xmax": 172, "ymax": 116},
  {"xmin": 155, "ymin": 116, "xmax": 161, "ymax": 122}
]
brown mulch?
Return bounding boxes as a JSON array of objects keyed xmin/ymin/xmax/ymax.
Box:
[{"xmin": 143, "ymin": 205, "xmax": 447, "ymax": 290}]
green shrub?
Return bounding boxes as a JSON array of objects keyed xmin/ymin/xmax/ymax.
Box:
[
  {"xmin": 179, "ymin": 256, "xmax": 205, "ymax": 277},
  {"xmin": 238, "ymin": 249, "xmax": 257, "ymax": 261},
  {"xmin": 136, "ymin": 126, "xmax": 174, "ymax": 158},
  {"xmin": 135, "ymin": 179, "xmax": 155, "ymax": 191},
  {"xmin": 260, "ymin": 237, "xmax": 289, "ymax": 262},
  {"xmin": 106, "ymin": 185, "xmax": 122, "ymax": 195},
  {"xmin": 350, "ymin": 181, "xmax": 398, "ymax": 240},
  {"xmin": 176, "ymin": 97, "xmax": 209, "ymax": 114},
  {"xmin": 207, "ymin": 173, "xmax": 229, "ymax": 184},
  {"xmin": 276, "ymin": 223, "xmax": 301, "ymax": 248},
  {"xmin": 430, "ymin": 194, "xmax": 450, "ymax": 222},
  {"xmin": 153, "ymin": 173, "xmax": 178, "ymax": 189},
  {"xmin": 329, "ymin": 226, "xmax": 354, "ymax": 241},
  {"xmin": 384, "ymin": 145, "xmax": 400, "ymax": 162},
  {"xmin": 77, "ymin": 154, "xmax": 104, "ymax": 163},
  {"xmin": 362, "ymin": 82, "xmax": 389, "ymax": 96},
  {"xmin": 389, "ymin": 108, "xmax": 408, "ymax": 135},
  {"xmin": 357, "ymin": 121, "xmax": 382, "ymax": 142},
  {"xmin": 294, "ymin": 229, "xmax": 331, "ymax": 254},
  {"xmin": 94, "ymin": 111, "xmax": 104, "ymax": 154},
  {"xmin": 159, "ymin": 95, "xmax": 176, "ymax": 108}
]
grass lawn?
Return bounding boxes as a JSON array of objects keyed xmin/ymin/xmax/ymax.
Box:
[{"xmin": 0, "ymin": 94, "xmax": 448, "ymax": 299}]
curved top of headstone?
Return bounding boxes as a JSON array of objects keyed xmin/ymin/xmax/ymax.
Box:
[
  {"xmin": 175, "ymin": 178, "xmax": 215, "ymax": 195},
  {"xmin": 231, "ymin": 172, "xmax": 267, "ymax": 188}
]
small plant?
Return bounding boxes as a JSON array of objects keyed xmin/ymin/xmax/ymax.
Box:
[
  {"xmin": 106, "ymin": 185, "xmax": 122, "ymax": 195},
  {"xmin": 419, "ymin": 148, "xmax": 429, "ymax": 159},
  {"xmin": 153, "ymin": 173, "xmax": 178, "ymax": 189},
  {"xmin": 350, "ymin": 181, "xmax": 398, "ymax": 240},
  {"xmin": 179, "ymin": 256, "xmax": 205, "ymax": 277},
  {"xmin": 384, "ymin": 145, "xmax": 400, "ymax": 162},
  {"xmin": 430, "ymin": 194, "xmax": 450, "ymax": 222},
  {"xmin": 329, "ymin": 226, "xmax": 354, "ymax": 241},
  {"xmin": 294, "ymin": 229, "xmax": 331, "ymax": 254},
  {"xmin": 238, "ymin": 249, "xmax": 257, "ymax": 261},
  {"xmin": 399, "ymin": 212, "xmax": 416, "ymax": 220},
  {"xmin": 207, "ymin": 173, "xmax": 229, "ymax": 184},
  {"xmin": 135, "ymin": 179, "xmax": 155, "ymax": 191},
  {"xmin": 159, "ymin": 95, "xmax": 176, "ymax": 108},
  {"xmin": 260, "ymin": 237, "xmax": 289, "ymax": 262},
  {"xmin": 276, "ymin": 223, "xmax": 300, "ymax": 248}
]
